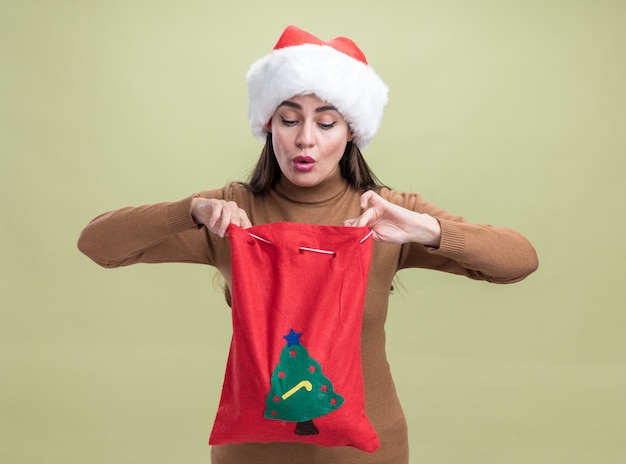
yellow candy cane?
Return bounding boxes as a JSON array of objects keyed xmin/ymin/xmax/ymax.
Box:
[{"xmin": 281, "ymin": 380, "xmax": 313, "ymax": 400}]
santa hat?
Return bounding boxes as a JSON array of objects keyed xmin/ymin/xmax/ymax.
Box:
[{"xmin": 247, "ymin": 25, "xmax": 389, "ymax": 148}]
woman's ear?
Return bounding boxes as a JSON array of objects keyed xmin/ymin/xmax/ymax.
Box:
[{"xmin": 267, "ymin": 120, "xmax": 272, "ymax": 133}]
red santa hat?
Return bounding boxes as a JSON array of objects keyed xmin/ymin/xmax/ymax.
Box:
[{"xmin": 247, "ymin": 25, "xmax": 389, "ymax": 148}]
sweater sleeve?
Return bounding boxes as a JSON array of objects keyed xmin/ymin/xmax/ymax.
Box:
[
  {"xmin": 76, "ymin": 187, "xmax": 233, "ymax": 268},
  {"xmin": 381, "ymin": 189, "xmax": 538, "ymax": 284}
]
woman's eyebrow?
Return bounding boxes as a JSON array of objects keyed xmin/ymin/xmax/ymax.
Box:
[
  {"xmin": 277, "ymin": 100, "xmax": 301, "ymax": 110},
  {"xmin": 315, "ymin": 105, "xmax": 339, "ymax": 113},
  {"xmin": 277, "ymin": 101, "xmax": 339, "ymax": 113}
]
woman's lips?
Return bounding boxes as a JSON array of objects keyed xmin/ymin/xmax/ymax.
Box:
[{"xmin": 293, "ymin": 156, "xmax": 315, "ymax": 172}]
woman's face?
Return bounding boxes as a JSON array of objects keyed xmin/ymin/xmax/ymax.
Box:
[{"xmin": 270, "ymin": 94, "xmax": 353, "ymax": 188}]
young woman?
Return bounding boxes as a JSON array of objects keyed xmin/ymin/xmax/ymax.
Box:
[{"xmin": 78, "ymin": 25, "xmax": 538, "ymax": 464}]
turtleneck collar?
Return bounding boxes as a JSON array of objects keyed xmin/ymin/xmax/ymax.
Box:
[{"xmin": 273, "ymin": 169, "xmax": 350, "ymax": 205}]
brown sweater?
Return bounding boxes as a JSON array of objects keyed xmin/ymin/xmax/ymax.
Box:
[{"xmin": 77, "ymin": 171, "xmax": 538, "ymax": 464}]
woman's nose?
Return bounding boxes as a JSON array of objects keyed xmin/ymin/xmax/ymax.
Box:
[{"xmin": 296, "ymin": 121, "xmax": 315, "ymax": 147}]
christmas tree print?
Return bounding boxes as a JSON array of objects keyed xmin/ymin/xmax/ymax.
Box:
[{"xmin": 265, "ymin": 329, "xmax": 344, "ymax": 435}]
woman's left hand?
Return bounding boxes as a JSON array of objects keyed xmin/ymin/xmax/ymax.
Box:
[{"xmin": 344, "ymin": 190, "xmax": 442, "ymax": 247}]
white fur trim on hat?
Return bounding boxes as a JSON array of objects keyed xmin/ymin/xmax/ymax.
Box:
[{"xmin": 247, "ymin": 40, "xmax": 388, "ymax": 148}]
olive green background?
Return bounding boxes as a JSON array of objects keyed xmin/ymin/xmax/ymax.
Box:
[{"xmin": 2, "ymin": 1, "xmax": 625, "ymax": 463}]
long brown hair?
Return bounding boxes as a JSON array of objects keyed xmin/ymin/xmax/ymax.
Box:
[{"xmin": 240, "ymin": 133, "xmax": 384, "ymax": 194}]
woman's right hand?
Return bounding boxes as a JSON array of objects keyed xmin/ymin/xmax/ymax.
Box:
[{"xmin": 191, "ymin": 198, "xmax": 252, "ymax": 238}]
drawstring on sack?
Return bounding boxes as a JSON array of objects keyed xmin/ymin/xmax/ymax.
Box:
[
  {"xmin": 249, "ymin": 233, "xmax": 272, "ymax": 245},
  {"xmin": 359, "ymin": 230, "xmax": 374, "ymax": 243},
  {"xmin": 299, "ymin": 246, "xmax": 336, "ymax": 257}
]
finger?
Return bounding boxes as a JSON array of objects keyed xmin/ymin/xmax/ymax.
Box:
[
  {"xmin": 218, "ymin": 204, "xmax": 235, "ymax": 238},
  {"xmin": 227, "ymin": 208, "xmax": 244, "ymax": 230},
  {"xmin": 239, "ymin": 210, "xmax": 253, "ymax": 229},
  {"xmin": 208, "ymin": 201, "xmax": 223, "ymax": 229},
  {"xmin": 360, "ymin": 190, "xmax": 379, "ymax": 209},
  {"xmin": 352, "ymin": 208, "xmax": 376, "ymax": 228}
]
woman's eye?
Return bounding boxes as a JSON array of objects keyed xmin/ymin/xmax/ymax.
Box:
[
  {"xmin": 318, "ymin": 122, "xmax": 336, "ymax": 130},
  {"xmin": 280, "ymin": 116, "xmax": 297, "ymax": 126}
]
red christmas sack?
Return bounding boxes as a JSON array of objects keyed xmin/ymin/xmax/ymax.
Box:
[{"xmin": 209, "ymin": 222, "xmax": 380, "ymax": 452}]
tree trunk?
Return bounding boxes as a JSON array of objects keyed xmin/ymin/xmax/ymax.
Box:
[{"xmin": 295, "ymin": 420, "xmax": 319, "ymax": 435}]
